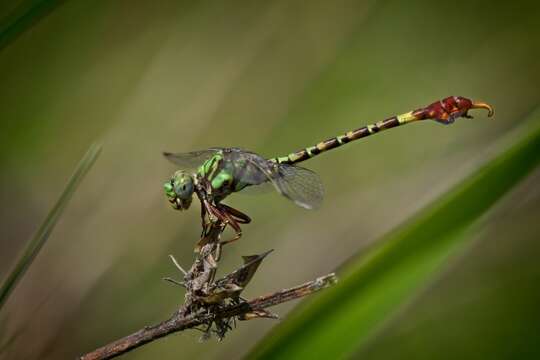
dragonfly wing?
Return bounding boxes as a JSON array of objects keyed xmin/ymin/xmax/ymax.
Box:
[
  {"xmin": 241, "ymin": 157, "xmax": 324, "ymax": 209},
  {"xmin": 274, "ymin": 164, "xmax": 324, "ymax": 209},
  {"xmin": 163, "ymin": 148, "xmax": 220, "ymax": 170},
  {"xmin": 225, "ymin": 150, "xmax": 276, "ymax": 186},
  {"xmin": 238, "ymin": 179, "xmax": 274, "ymax": 195}
]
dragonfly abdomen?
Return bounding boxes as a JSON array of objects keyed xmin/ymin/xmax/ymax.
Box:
[
  {"xmin": 273, "ymin": 96, "xmax": 493, "ymax": 165},
  {"xmin": 274, "ymin": 113, "xmax": 414, "ymax": 165}
]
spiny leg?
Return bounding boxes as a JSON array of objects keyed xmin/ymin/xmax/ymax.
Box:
[
  {"xmin": 218, "ymin": 203, "xmax": 251, "ymax": 224},
  {"xmin": 195, "ymin": 200, "xmax": 228, "ymax": 252},
  {"xmin": 205, "ymin": 202, "xmax": 229, "ymax": 224},
  {"xmin": 196, "ymin": 183, "xmax": 221, "ymax": 238},
  {"xmin": 216, "ymin": 203, "xmax": 255, "ymax": 245},
  {"xmin": 200, "ymin": 201, "xmax": 208, "ymax": 237},
  {"xmin": 199, "ymin": 202, "xmax": 247, "ymax": 246},
  {"xmin": 217, "ymin": 208, "xmax": 243, "ymax": 246}
]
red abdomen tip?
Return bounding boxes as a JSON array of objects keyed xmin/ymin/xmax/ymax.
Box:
[{"xmin": 414, "ymin": 96, "xmax": 494, "ymax": 124}]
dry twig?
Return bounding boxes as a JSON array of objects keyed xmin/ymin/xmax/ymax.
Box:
[
  {"xmin": 80, "ymin": 220, "xmax": 338, "ymax": 360},
  {"xmin": 79, "ymin": 273, "xmax": 336, "ymax": 360}
]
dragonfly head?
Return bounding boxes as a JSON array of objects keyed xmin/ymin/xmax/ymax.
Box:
[{"xmin": 164, "ymin": 170, "xmax": 194, "ymax": 210}]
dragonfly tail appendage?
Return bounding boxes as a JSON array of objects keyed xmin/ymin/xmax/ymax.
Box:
[
  {"xmin": 410, "ymin": 96, "xmax": 494, "ymax": 125},
  {"xmin": 471, "ymin": 101, "xmax": 495, "ymax": 116},
  {"xmin": 274, "ymin": 96, "xmax": 493, "ymax": 165}
]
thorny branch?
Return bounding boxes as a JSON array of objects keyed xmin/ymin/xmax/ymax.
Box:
[
  {"xmin": 79, "ymin": 274, "xmax": 337, "ymax": 360},
  {"xmin": 79, "ymin": 219, "xmax": 338, "ymax": 360}
]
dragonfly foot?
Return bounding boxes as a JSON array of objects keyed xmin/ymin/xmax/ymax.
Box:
[{"xmin": 220, "ymin": 232, "xmax": 242, "ymax": 246}]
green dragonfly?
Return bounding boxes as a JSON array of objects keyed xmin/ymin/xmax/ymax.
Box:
[{"xmin": 164, "ymin": 96, "xmax": 493, "ymax": 245}]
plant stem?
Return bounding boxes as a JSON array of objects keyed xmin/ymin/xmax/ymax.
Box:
[{"xmin": 79, "ymin": 273, "xmax": 337, "ymax": 360}]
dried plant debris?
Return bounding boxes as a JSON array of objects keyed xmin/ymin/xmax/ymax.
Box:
[
  {"xmin": 164, "ymin": 249, "xmax": 275, "ymax": 341},
  {"xmin": 80, "ymin": 217, "xmax": 337, "ymax": 360}
]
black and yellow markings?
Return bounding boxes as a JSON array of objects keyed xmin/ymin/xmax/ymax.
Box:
[
  {"xmin": 336, "ymin": 135, "xmax": 348, "ymax": 144},
  {"xmin": 275, "ymin": 156, "xmax": 290, "ymax": 164},
  {"xmin": 306, "ymin": 146, "xmax": 319, "ymax": 157},
  {"xmin": 273, "ymin": 111, "xmax": 418, "ymax": 165},
  {"xmin": 397, "ymin": 111, "xmax": 417, "ymax": 124}
]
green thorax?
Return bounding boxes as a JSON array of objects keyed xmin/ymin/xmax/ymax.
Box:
[{"xmin": 197, "ymin": 152, "xmax": 250, "ymax": 202}]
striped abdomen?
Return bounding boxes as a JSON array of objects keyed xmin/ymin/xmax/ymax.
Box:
[{"xmin": 272, "ymin": 96, "xmax": 493, "ymax": 165}]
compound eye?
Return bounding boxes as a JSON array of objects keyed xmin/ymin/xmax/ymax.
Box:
[{"xmin": 175, "ymin": 179, "xmax": 193, "ymax": 198}]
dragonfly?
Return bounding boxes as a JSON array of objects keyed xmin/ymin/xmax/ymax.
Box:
[{"xmin": 164, "ymin": 96, "xmax": 493, "ymax": 245}]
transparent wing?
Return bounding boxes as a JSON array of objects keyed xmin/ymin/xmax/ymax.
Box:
[
  {"xmin": 274, "ymin": 164, "xmax": 324, "ymax": 209},
  {"xmin": 241, "ymin": 157, "xmax": 324, "ymax": 209},
  {"xmin": 226, "ymin": 149, "xmax": 275, "ymax": 186},
  {"xmin": 163, "ymin": 148, "xmax": 220, "ymax": 170},
  {"xmin": 238, "ymin": 181, "xmax": 274, "ymax": 196}
]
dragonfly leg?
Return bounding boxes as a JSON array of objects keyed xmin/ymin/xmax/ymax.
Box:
[
  {"xmin": 218, "ymin": 204, "xmax": 253, "ymax": 245},
  {"xmin": 200, "ymin": 202, "xmax": 209, "ymax": 237},
  {"xmin": 214, "ymin": 242, "xmax": 223, "ymax": 262},
  {"xmin": 218, "ymin": 203, "xmax": 251, "ymax": 224},
  {"xmin": 203, "ymin": 200, "xmax": 221, "ymax": 225},
  {"xmin": 198, "ymin": 201, "xmax": 246, "ymax": 246},
  {"xmin": 216, "ymin": 207, "xmax": 243, "ymax": 246},
  {"xmin": 195, "ymin": 200, "xmax": 228, "ymax": 251},
  {"xmin": 220, "ymin": 232, "xmax": 242, "ymax": 246}
]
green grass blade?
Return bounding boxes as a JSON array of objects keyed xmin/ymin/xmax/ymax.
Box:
[
  {"xmin": 248, "ymin": 112, "xmax": 540, "ymax": 359},
  {"xmin": 0, "ymin": 142, "xmax": 101, "ymax": 311},
  {"xmin": 0, "ymin": 0, "xmax": 67, "ymax": 51}
]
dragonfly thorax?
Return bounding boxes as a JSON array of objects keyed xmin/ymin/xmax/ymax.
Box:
[{"xmin": 198, "ymin": 153, "xmax": 244, "ymax": 203}]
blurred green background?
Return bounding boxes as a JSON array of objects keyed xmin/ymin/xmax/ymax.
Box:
[{"xmin": 1, "ymin": 0, "xmax": 539, "ymax": 359}]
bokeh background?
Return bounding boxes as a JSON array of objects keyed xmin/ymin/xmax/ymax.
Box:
[{"xmin": 1, "ymin": 0, "xmax": 539, "ymax": 359}]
